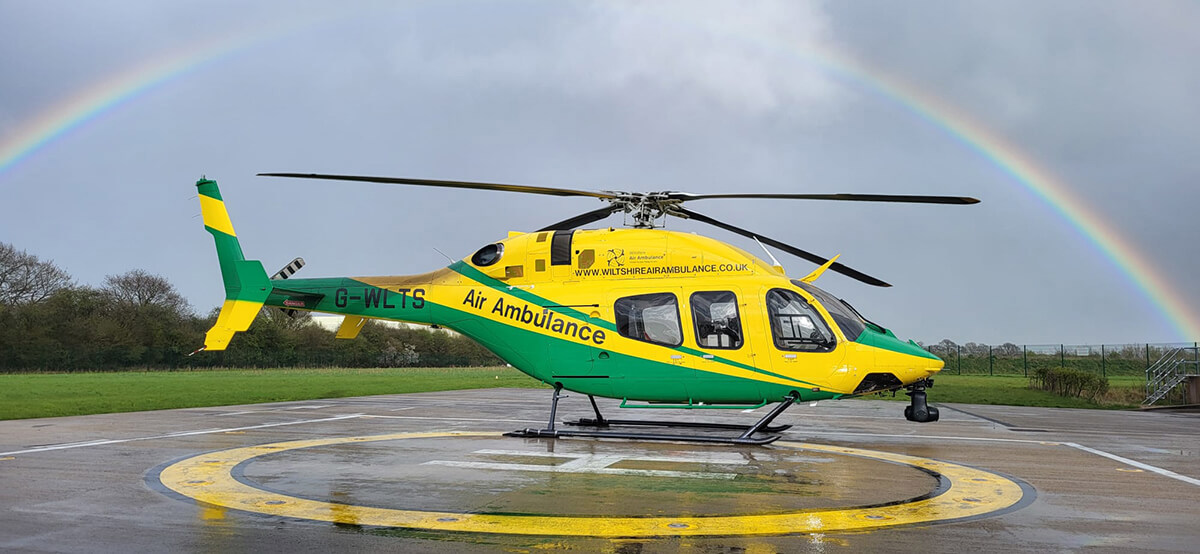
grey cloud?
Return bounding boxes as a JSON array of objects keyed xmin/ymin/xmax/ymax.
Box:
[{"xmin": 0, "ymin": 1, "xmax": 1196, "ymax": 344}]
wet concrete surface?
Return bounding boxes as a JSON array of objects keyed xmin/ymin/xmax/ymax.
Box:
[{"xmin": 0, "ymin": 389, "xmax": 1197, "ymax": 552}]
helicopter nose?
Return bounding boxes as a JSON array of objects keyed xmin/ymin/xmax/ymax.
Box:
[{"xmin": 914, "ymin": 350, "xmax": 945, "ymax": 379}]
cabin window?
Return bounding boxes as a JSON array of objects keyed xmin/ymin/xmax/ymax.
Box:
[
  {"xmin": 766, "ymin": 289, "xmax": 834, "ymax": 352},
  {"xmin": 691, "ymin": 291, "xmax": 743, "ymax": 350},
  {"xmin": 615, "ymin": 293, "xmax": 683, "ymax": 346}
]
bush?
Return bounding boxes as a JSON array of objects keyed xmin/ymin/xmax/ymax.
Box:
[{"xmin": 1030, "ymin": 367, "xmax": 1110, "ymax": 401}]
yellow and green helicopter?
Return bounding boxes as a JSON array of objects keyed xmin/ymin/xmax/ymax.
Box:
[{"xmin": 194, "ymin": 173, "xmax": 978, "ymax": 444}]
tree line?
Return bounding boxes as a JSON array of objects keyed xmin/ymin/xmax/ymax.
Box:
[{"xmin": 0, "ymin": 242, "xmax": 500, "ymax": 372}]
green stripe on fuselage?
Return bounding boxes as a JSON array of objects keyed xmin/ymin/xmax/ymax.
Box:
[
  {"xmin": 447, "ymin": 261, "xmax": 820, "ymax": 389},
  {"xmin": 265, "ymin": 272, "xmax": 822, "ymax": 402},
  {"xmin": 855, "ymin": 327, "xmax": 941, "ymax": 360},
  {"xmin": 433, "ymin": 301, "xmax": 830, "ymax": 404}
]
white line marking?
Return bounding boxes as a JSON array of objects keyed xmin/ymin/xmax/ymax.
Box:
[
  {"xmin": 473, "ymin": 449, "xmax": 751, "ymax": 465},
  {"xmin": 798, "ymin": 430, "xmax": 1200, "ymax": 487},
  {"xmin": 424, "ymin": 460, "xmax": 738, "ymax": 480},
  {"xmin": 163, "ymin": 428, "xmax": 222, "ymax": 436},
  {"xmin": 216, "ymin": 404, "xmax": 335, "ymax": 416},
  {"xmin": 425, "ymin": 450, "xmax": 748, "ymax": 480},
  {"xmin": 362, "ymin": 414, "xmax": 544, "ymax": 424},
  {"xmin": 0, "ymin": 414, "xmax": 363, "ymax": 457},
  {"xmin": 798, "ymin": 430, "xmax": 1054, "ymax": 445},
  {"xmin": 23, "ymin": 439, "xmax": 113, "ymax": 449},
  {"xmin": 1063, "ymin": 442, "xmax": 1200, "ymax": 487}
]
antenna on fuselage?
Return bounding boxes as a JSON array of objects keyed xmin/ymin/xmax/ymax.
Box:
[
  {"xmin": 752, "ymin": 236, "xmax": 786, "ymax": 274},
  {"xmin": 432, "ymin": 247, "xmax": 455, "ymax": 264}
]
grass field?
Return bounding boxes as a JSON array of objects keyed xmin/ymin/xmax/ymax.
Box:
[
  {"xmin": 0, "ymin": 367, "xmax": 546, "ymax": 420},
  {"xmin": 869, "ymin": 374, "xmax": 1145, "ymax": 410},
  {"xmin": 0, "ymin": 368, "xmax": 1145, "ymax": 420}
]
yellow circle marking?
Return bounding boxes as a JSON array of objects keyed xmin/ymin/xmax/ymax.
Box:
[{"xmin": 159, "ymin": 432, "xmax": 1025, "ymax": 537}]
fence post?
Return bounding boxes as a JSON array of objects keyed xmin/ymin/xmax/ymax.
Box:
[
  {"xmin": 958, "ymin": 345, "xmax": 962, "ymax": 375},
  {"xmin": 989, "ymin": 345, "xmax": 993, "ymax": 376},
  {"xmin": 1023, "ymin": 345, "xmax": 1028, "ymax": 377},
  {"xmin": 1101, "ymin": 344, "xmax": 1106, "ymax": 378},
  {"xmin": 1145, "ymin": 344, "xmax": 1150, "ymax": 370},
  {"xmin": 1060, "ymin": 344, "xmax": 1065, "ymax": 369}
]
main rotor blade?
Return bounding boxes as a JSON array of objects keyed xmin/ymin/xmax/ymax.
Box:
[
  {"xmin": 259, "ymin": 173, "xmax": 616, "ymax": 199},
  {"xmin": 537, "ymin": 205, "xmax": 619, "ymax": 232},
  {"xmin": 670, "ymin": 192, "xmax": 980, "ymax": 205},
  {"xmin": 674, "ymin": 207, "xmax": 892, "ymax": 287}
]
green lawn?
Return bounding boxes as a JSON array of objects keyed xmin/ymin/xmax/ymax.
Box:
[
  {"xmin": 0, "ymin": 369, "xmax": 1145, "ymax": 421},
  {"xmin": 0, "ymin": 367, "xmax": 546, "ymax": 420},
  {"xmin": 869, "ymin": 374, "xmax": 1145, "ymax": 409}
]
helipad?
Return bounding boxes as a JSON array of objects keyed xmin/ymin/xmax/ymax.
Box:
[
  {"xmin": 155, "ymin": 432, "xmax": 1029, "ymax": 536},
  {"xmin": 1, "ymin": 388, "xmax": 1197, "ymax": 551}
]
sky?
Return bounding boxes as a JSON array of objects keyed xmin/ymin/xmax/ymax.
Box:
[{"xmin": 1, "ymin": 0, "xmax": 1198, "ymax": 346}]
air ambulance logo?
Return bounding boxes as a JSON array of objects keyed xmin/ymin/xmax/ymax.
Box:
[{"xmin": 606, "ymin": 248, "xmax": 625, "ymax": 267}]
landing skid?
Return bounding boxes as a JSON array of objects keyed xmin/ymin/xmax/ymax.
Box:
[
  {"xmin": 505, "ymin": 427, "xmax": 783, "ymax": 445},
  {"xmin": 566, "ymin": 417, "xmax": 792, "ymax": 434},
  {"xmin": 505, "ymin": 386, "xmax": 798, "ymax": 446}
]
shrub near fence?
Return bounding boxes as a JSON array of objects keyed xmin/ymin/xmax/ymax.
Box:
[
  {"xmin": 924, "ymin": 342, "xmax": 1197, "ymax": 378},
  {"xmin": 1031, "ymin": 367, "xmax": 1110, "ymax": 401}
]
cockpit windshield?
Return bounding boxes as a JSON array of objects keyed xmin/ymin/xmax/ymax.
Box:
[{"xmin": 790, "ymin": 279, "xmax": 880, "ymax": 341}]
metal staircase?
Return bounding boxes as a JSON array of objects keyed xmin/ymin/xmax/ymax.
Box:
[{"xmin": 1144, "ymin": 346, "xmax": 1200, "ymax": 406}]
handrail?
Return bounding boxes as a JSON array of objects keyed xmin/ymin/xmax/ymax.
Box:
[{"xmin": 1144, "ymin": 346, "xmax": 1199, "ymax": 405}]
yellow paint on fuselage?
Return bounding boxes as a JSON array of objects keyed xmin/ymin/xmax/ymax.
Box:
[{"xmin": 352, "ymin": 228, "xmax": 941, "ymax": 396}]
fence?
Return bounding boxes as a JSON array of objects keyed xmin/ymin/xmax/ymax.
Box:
[{"xmin": 923, "ymin": 342, "xmax": 1199, "ymax": 378}]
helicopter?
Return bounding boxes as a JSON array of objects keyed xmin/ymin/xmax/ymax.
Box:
[{"xmin": 194, "ymin": 173, "xmax": 979, "ymax": 445}]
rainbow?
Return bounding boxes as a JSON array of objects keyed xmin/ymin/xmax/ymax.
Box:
[
  {"xmin": 0, "ymin": 11, "xmax": 1195, "ymax": 340},
  {"xmin": 0, "ymin": 33, "xmax": 254, "ymax": 176},
  {"xmin": 803, "ymin": 48, "xmax": 1200, "ymax": 341},
  {"xmin": 0, "ymin": 10, "xmax": 337, "ymax": 177}
]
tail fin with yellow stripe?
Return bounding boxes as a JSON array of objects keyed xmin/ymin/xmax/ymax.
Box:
[{"xmin": 195, "ymin": 177, "xmax": 272, "ymax": 351}]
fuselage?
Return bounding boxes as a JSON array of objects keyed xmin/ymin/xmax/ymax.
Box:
[{"xmin": 264, "ymin": 228, "xmax": 942, "ymax": 404}]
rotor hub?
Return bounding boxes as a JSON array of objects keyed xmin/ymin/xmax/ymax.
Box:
[{"xmin": 604, "ymin": 192, "xmax": 683, "ymax": 228}]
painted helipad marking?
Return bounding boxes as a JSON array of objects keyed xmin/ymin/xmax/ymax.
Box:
[
  {"xmin": 157, "ymin": 432, "xmax": 1027, "ymax": 537},
  {"xmin": 423, "ymin": 449, "xmax": 750, "ymax": 480}
]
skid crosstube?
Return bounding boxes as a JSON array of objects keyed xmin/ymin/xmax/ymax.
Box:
[
  {"xmin": 510, "ymin": 387, "xmax": 799, "ymax": 446},
  {"xmin": 504, "ymin": 428, "xmax": 781, "ymax": 445},
  {"xmin": 565, "ymin": 417, "xmax": 792, "ymax": 433}
]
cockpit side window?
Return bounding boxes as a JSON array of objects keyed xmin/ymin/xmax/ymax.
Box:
[
  {"xmin": 766, "ymin": 288, "xmax": 835, "ymax": 352},
  {"xmin": 691, "ymin": 291, "xmax": 743, "ymax": 350},
  {"xmin": 791, "ymin": 280, "xmax": 867, "ymax": 341}
]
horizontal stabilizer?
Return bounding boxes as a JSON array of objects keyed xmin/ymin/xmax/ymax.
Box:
[{"xmin": 336, "ymin": 316, "xmax": 367, "ymax": 339}]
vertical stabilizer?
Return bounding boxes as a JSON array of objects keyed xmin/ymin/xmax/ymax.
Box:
[{"xmin": 195, "ymin": 177, "xmax": 272, "ymax": 351}]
